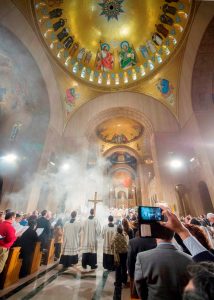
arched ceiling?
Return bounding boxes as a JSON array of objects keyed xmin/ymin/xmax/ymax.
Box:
[
  {"xmin": 96, "ymin": 117, "xmax": 143, "ymax": 144},
  {"xmin": 33, "ymin": 0, "xmax": 192, "ymax": 90}
]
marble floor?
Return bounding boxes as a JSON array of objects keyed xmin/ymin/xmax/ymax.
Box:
[{"xmin": 0, "ymin": 239, "xmax": 131, "ymax": 300}]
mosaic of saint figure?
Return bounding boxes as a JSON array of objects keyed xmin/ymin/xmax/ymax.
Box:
[
  {"xmin": 49, "ymin": 8, "xmax": 63, "ymax": 19},
  {"xmin": 53, "ymin": 18, "xmax": 65, "ymax": 31},
  {"xmin": 69, "ymin": 42, "xmax": 79, "ymax": 56},
  {"xmin": 162, "ymin": 4, "xmax": 177, "ymax": 15},
  {"xmin": 155, "ymin": 24, "xmax": 169, "ymax": 38},
  {"xmin": 160, "ymin": 14, "xmax": 174, "ymax": 26},
  {"xmin": 119, "ymin": 41, "xmax": 136, "ymax": 70},
  {"xmin": 96, "ymin": 43, "xmax": 114, "ymax": 71},
  {"xmin": 63, "ymin": 36, "xmax": 73, "ymax": 49}
]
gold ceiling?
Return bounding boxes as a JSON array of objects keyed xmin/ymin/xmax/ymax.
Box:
[
  {"xmin": 96, "ymin": 117, "xmax": 143, "ymax": 144},
  {"xmin": 32, "ymin": 0, "xmax": 192, "ymax": 90}
]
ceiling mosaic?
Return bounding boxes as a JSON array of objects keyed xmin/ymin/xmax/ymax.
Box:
[
  {"xmin": 32, "ymin": 0, "xmax": 192, "ymax": 90},
  {"xmin": 96, "ymin": 117, "xmax": 144, "ymax": 144}
]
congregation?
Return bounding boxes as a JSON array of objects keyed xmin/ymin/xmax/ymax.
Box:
[{"xmin": 0, "ymin": 207, "xmax": 214, "ymax": 300}]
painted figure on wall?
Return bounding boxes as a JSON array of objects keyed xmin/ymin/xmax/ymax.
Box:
[
  {"xmin": 69, "ymin": 42, "xmax": 79, "ymax": 56},
  {"xmin": 63, "ymin": 36, "xmax": 73, "ymax": 49},
  {"xmin": 146, "ymin": 40, "xmax": 156, "ymax": 54},
  {"xmin": 77, "ymin": 48, "xmax": 86, "ymax": 62},
  {"xmin": 84, "ymin": 51, "xmax": 92, "ymax": 64},
  {"xmin": 139, "ymin": 45, "xmax": 149, "ymax": 59},
  {"xmin": 49, "ymin": 8, "xmax": 63, "ymax": 19},
  {"xmin": 162, "ymin": 4, "xmax": 177, "ymax": 15},
  {"xmin": 64, "ymin": 87, "xmax": 79, "ymax": 113},
  {"xmin": 57, "ymin": 28, "xmax": 69, "ymax": 41},
  {"xmin": 119, "ymin": 41, "xmax": 136, "ymax": 70},
  {"xmin": 152, "ymin": 33, "xmax": 163, "ymax": 46},
  {"xmin": 53, "ymin": 18, "xmax": 65, "ymax": 31},
  {"xmin": 160, "ymin": 14, "xmax": 174, "ymax": 26},
  {"xmin": 155, "ymin": 24, "xmax": 169, "ymax": 38},
  {"xmin": 156, "ymin": 78, "xmax": 175, "ymax": 105},
  {"xmin": 96, "ymin": 43, "xmax": 114, "ymax": 71}
]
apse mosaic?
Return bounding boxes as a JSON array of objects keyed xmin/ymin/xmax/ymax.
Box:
[
  {"xmin": 33, "ymin": 0, "xmax": 192, "ymax": 89},
  {"xmin": 108, "ymin": 152, "xmax": 137, "ymax": 170},
  {"xmin": 96, "ymin": 117, "xmax": 143, "ymax": 144}
]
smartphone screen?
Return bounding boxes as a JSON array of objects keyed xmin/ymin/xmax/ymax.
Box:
[{"xmin": 139, "ymin": 206, "xmax": 163, "ymax": 222}]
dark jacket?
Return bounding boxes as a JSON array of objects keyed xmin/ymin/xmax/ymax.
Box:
[
  {"xmin": 128, "ymin": 237, "xmax": 157, "ymax": 279},
  {"xmin": 17, "ymin": 227, "xmax": 38, "ymax": 257},
  {"xmin": 37, "ymin": 217, "xmax": 51, "ymax": 249}
]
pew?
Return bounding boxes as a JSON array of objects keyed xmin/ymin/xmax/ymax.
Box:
[
  {"xmin": 41, "ymin": 239, "xmax": 55, "ymax": 265},
  {"xmin": 29, "ymin": 241, "xmax": 42, "ymax": 274},
  {"xmin": 0, "ymin": 247, "xmax": 22, "ymax": 289}
]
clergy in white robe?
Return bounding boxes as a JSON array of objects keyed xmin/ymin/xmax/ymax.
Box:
[
  {"xmin": 60, "ymin": 211, "xmax": 81, "ymax": 268},
  {"xmin": 102, "ymin": 215, "xmax": 116, "ymax": 271},
  {"xmin": 81, "ymin": 209, "xmax": 101, "ymax": 269}
]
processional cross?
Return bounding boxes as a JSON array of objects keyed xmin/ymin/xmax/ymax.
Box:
[{"xmin": 88, "ymin": 192, "xmax": 103, "ymax": 215}]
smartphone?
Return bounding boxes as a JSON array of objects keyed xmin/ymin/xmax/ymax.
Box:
[{"xmin": 138, "ymin": 206, "xmax": 163, "ymax": 223}]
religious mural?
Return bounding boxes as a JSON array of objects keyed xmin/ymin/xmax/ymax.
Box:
[
  {"xmin": 156, "ymin": 78, "xmax": 175, "ymax": 105},
  {"xmin": 108, "ymin": 152, "xmax": 137, "ymax": 170},
  {"xmin": 33, "ymin": 0, "xmax": 192, "ymax": 89},
  {"xmin": 64, "ymin": 87, "xmax": 79, "ymax": 114},
  {"xmin": 95, "ymin": 43, "xmax": 114, "ymax": 72},
  {"xmin": 118, "ymin": 41, "xmax": 137, "ymax": 70},
  {"xmin": 96, "ymin": 117, "xmax": 143, "ymax": 145},
  {"xmin": 0, "ymin": 25, "xmax": 49, "ymax": 174}
]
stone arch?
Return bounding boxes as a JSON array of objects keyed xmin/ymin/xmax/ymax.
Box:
[
  {"xmin": 85, "ymin": 106, "xmax": 154, "ymax": 156},
  {"xmin": 179, "ymin": 2, "xmax": 214, "ymax": 126}
]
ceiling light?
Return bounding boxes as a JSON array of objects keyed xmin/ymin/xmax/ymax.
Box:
[
  {"xmin": 61, "ymin": 163, "xmax": 70, "ymax": 171},
  {"xmin": 169, "ymin": 159, "xmax": 183, "ymax": 169},
  {"xmin": 2, "ymin": 154, "xmax": 18, "ymax": 163}
]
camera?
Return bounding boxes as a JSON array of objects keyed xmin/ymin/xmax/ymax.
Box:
[
  {"xmin": 138, "ymin": 206, "xmax": 164, "ymax": 223},
  {"xmin": 138, "ymin": 206, "xmax": 165, "ymax": 238}
]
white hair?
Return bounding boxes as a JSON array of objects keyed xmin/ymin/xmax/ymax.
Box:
[{"xmin": 207, "ymin": 213, "xmax": 214, "ymax": 219}]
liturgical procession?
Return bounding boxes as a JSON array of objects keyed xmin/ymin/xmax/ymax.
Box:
[{"xmin": 0, "ymin": 0, "xmax": 214, "ymax": 299}]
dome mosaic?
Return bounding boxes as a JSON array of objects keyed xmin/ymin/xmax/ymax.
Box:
[
  {"xmin": 33, "ymin": 0, "xmax": 193, "ymax": 89},
  {"xmin": 96, "ymin": 117, "xmax": 143, "ymax": 144}
]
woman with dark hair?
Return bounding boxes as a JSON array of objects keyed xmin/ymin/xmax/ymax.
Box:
[
  {"xmin": 53, "ymin": 218, "xmax": 63, "ymax": 260},
  {"xmin": 17, "ymin": 218, "xmax": 39, "ymax": 277},
  {"xmin": 111, "ymin": 225, "xmax": 129, "ymax": 300},
  {"xmin": 122, "ymin": 218, "xmax": 134, "ymax": 240}
]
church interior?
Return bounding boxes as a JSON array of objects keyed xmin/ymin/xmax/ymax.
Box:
[{"xmin": 0, "ymin": 0, "xmax": 214, "ymax": 299}]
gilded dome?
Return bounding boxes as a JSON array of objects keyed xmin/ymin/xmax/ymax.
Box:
[{"xmin": 33, "ymin": 0, "xmax": 192, "ymax": 89}]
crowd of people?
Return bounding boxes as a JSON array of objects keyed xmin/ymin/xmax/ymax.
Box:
[{"xmin": 0, "ymin": 207, "xmax": 214, "ymax": 300}]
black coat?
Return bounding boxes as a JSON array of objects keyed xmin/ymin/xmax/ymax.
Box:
[
  {"xmin": 37, "ymin": 217, "xmax": 51, "ymax": 249},
  {"xmin": 17, "ymin": 227, "xmax": 39, "ymax": 258},
  {"xmin": 127, "ymin": 237, "xmax": 157, "ymax": 279}
]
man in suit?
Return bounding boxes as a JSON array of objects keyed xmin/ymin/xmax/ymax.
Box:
[
  {"xmin": 128, "ymin": 235, "xmax": 157, "ymax": 279},
  {"xmin": 135, "ymin": 226, "xmax": 193, "ymax": 300},
  {"xmin": 128, "ymin": 235, "xmax": 157, "ymax": 298},
  {"xmin": 37, "ymin": 210, "xmax": 51, "ymax": 251}
]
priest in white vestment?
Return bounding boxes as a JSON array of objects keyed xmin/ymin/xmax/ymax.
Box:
[
  {"xmin": 102, "ymin": 215, "xmax": 116, "ymax": 271},
  {"xmin": 60, "ymin": 211, "xmax": 81, "ymax": 267},
  {"xmin": 81, "ymin": 208, "xmax": 101, "ymax": 269}
]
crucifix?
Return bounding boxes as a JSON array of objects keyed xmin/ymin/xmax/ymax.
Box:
[{"xmin": 88, "ymin": 192, "xmax": 103, "ymax": 215}]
